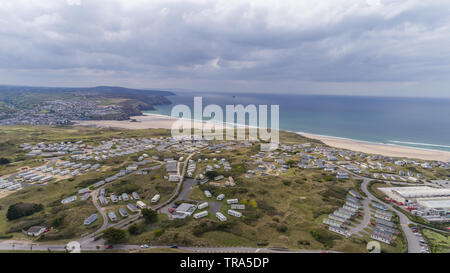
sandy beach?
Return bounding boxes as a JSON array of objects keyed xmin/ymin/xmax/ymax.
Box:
[
  {"xmin": 74, "ymin": 114, "xmax": 450, "ymax": 162},
  {"xmin": 301, "ymin": 133, "xmax": 450, "ymax": 162}
]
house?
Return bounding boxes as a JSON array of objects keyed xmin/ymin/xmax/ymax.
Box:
[{"xmin": 24, "ymin": 226, "xmax": 47, "ymax": 237}]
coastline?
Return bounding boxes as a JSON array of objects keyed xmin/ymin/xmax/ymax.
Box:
[
  {"xmin": 74, "ymin": 113, "xmax": 450, "ymax": 162},
  {"xmin": 300, "ymin": 132, "xmax": 450, "ymax": 162}
]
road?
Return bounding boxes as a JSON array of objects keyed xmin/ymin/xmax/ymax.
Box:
[{"xmin": 0, "ymin": 240, "xmax": 338, "ymax": 253}]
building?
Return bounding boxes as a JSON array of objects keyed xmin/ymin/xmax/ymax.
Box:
[
  {"xmin": 61, "ymin": 195, "xmax": 77, "ymax": 204},
  {"xmin": 198, "ymin": 202, "xmax": 209, "ymax": 210},
  {"xmin": 136, "ymin": 201, "xmax": 147, "ymax": 209},
  {"xmin": 204, "ymin": 190, "xmax": 212, "ymax": 198},
  {"xmin": 24, "ymin": 226, "xmax": 47, "ymax": 237},
  {"xmin": 379, "ymin": 186, "xmax": 450, "ymax": 203},
  {"xmin": 119, "ymin": 207, "xmax": 128, "ymax": 217},
  {"xmin": 132, "ymin": 192, "xmax": 140, "ymax": 199},
  {"xmin": 216, "ymin": 212, "xmax": 227, "ymax": 222},
  {"xmin": 151, "ymin": 194, "xmax": 160, "ymax": 203},
  {"xmin": 231, "ymin": 204, "xmax": 245, "ymax": 210},
  {"xmin": 84, "ymin": 214, "xmax": 98, "ymax": 225},
  {"xmin": 194, "ymin": 211, "xmax": 208, "ymax": 219},
  {"xmin": 328, "ymin": 226, "xmax": 350, "ymax": 237},
  {"xmin": 227, "ymin": 209, "xmax": 242, "ymax": 218},
  {"xmin": 375, "ymin": 209, "xmax": 393, "ymax": 221},
  {"xmin": 371, "ymin": 229, "xmax": 393, "ymax": 244},
  {"xmin": 176, "ymin": 203, "xmax": 197, "ymax": 216},
  {"xmin": 108, "ymin": 211, "xmax": 118, "ymax": 221},
  {"xmin": 127, "ymin": 203, "xmax": 139, "ymax": 212},
  {"xmin": 322, "ymin": 218, "xmax": 343, "ymax": 228}
]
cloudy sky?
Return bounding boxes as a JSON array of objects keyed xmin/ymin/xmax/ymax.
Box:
[{"xmin": 1, "ymin": 0, "xmax": 450, "ymax": 97}]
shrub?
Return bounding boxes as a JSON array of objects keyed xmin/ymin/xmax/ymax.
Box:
[
  {"xmin": 102, "ymin": 228, "xmax": 127, "ymax": 244},
  {"xmin": 6, "ymin": 203, "xmax": 44, "ymax": 221}
]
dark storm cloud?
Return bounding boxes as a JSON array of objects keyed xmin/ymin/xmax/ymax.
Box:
[{"xmin": 1, "ymin": 0, "xmax": 450, "ymax": 96}]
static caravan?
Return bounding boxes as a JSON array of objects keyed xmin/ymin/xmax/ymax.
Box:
[
  {"xmin": 227, "ymin": 209, "xmax": 242, "ymax": 218},
  {"xmin": 216, "ymin": 212, "xmax": 227, "ymax": 222},
  {"xmin": 151, "ymin": 194, "xmax": 160, "ymax": 203},
  {"xmin": 136, "ymin": 201, "xmax": 147, "ymax": 209},
  {"xmin": 198, "ymin": 202, "xmax": 209, "ymax": 210},
  {"xmin": 108, "ymin": 211, "xmax": 118, "ymax": 222},
  {"xmin": 194, "ymin": 211, "xmax": 208, "ymax": 219}
]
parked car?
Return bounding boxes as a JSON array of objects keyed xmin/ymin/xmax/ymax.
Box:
[
  {"xmin": 170, "ymin": 244, "xmax": 178, "ymax": 249},
  {"xmin": 105, "ymin": 245, "xmax": 113, "ymax": 249},
  {"xmin": 168, "ymin": 208, "xmax": 175, "ymax": 213},
  {"xmin": 140, "ymin": 244, "xmax": 150, "ymax": 249}
]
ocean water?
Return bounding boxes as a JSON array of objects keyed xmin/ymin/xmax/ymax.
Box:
[{"xmin": 143, "ymin": 92, "xmax": 450, "ymax": 152}]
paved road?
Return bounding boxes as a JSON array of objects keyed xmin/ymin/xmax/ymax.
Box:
[{"xmin": 0, "ymin": 240, "xmax": 338, "ymax": 253}]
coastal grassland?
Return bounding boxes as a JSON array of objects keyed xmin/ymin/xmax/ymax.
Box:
[
  {"xmin": 422, "ymin": 229, "xmax": 450, "ymax": 253},
  {"xmin": 0, "ymin": 170, "xmax": 114, "ymax": 242},
  {"xmin": 126, "ymin": 168, "xmax": 371, "ymax": 252},
  {"xmin": 104, "ymin": 168, "xmax": 177, "ymax": 208}
]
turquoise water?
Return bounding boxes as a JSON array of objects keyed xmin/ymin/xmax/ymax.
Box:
[{"xmin": 144, "ymin": 92, "xmax": 450, "ymax": 152}]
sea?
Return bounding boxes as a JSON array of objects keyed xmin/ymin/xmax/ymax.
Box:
[{"xmin": 143, "ymin": 91, "xmax": 450, "ymax": 152}]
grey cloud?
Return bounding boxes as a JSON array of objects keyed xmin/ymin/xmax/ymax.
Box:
[{"xmin": 0, "ymin": 0, "xmax": 450, "ymax": 96}]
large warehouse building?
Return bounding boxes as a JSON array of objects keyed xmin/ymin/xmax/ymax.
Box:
[{"xmin": 379, "ymin": 186, "xmax": 450, "ymax": 203}]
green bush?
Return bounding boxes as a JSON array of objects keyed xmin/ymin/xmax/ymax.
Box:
[{"xmin": 6, "ymin": 203, "xmax": 44, "ymax": 221}]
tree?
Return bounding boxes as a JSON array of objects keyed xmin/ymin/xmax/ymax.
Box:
[
  {"xmin": 205, "ymin": 170, "xmax": 219, "ymax": 180},
  {"xmin": 141, "ymin": 208, "xmax": 157, "ymax": 223},
  {"xmin": 0, "ymin": 157, "xmax": 10, "ymax": 165},
  {"xmin": 102, "ymin": 228, "xmax": 127, "ymax": 244},
  {"xmin": 127, "ymin": 224, "xmax": 140, "ymax": 235},
  {"xmin": 6, "ymin": 202, "xmax": 44, "ymax": 221}
]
